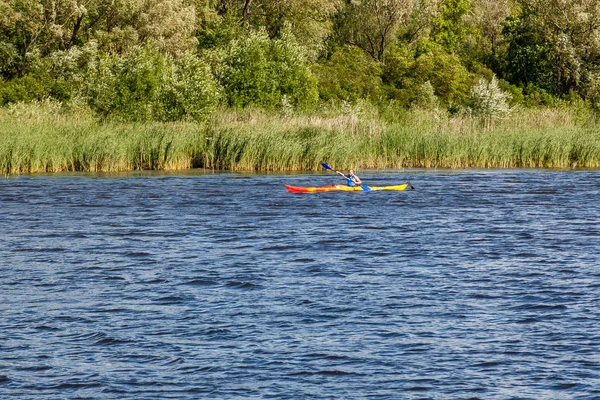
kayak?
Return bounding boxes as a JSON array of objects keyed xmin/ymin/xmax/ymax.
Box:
[{"xmin": 285, "ymin": 182, "xmax": 414, "ymax": 193}]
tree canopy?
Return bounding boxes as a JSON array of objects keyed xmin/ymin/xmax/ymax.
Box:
[{"xmin": 2, "ymin": 0, "xmax": 600, "ymax": 119}]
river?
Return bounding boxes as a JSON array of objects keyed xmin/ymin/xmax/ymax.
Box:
[{"xmin": 1, "ymin": 169, "xmax": 599, "ymax": 399}]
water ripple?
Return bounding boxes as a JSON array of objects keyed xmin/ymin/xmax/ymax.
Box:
[{"xmin": 1, "ymin": 170, "xmax": 599, "ymax": 399}]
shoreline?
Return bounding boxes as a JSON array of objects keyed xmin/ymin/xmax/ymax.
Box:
[{"xmin": 4, "ymin": 167, "xmax": 600, "ymax": 180}]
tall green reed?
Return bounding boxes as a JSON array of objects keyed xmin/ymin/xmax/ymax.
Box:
[
  {"xmin": 2, "ymin": 101, "xmax": 600, "ymax": 175},
  {"xmin": 0, "ymin": 101, "xmax": 210, "ymax": 174}
]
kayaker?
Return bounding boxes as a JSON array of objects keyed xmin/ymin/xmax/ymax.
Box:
[{"xmin": 336, "ymin": 169, "xmax": 363, "ymax": 187}]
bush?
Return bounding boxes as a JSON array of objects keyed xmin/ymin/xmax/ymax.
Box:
[
  {"xmin": 159, "ymin": 53, "xmax": 220, "ymax": 121},
  {"xmin": 469, "ymin": 76, "xmax": 512, "ymax": 127},
  {"xmin": 313, "ymin": 46, "xmax": 382, "ymax": 102},
  {"xmin": 589, "ymin": 84, "xmax": 600, "ymax": 114},
  {"xmin": 381, "ymin": 43, "xmax": 473, "ymax": 108},
  {"xmin": 84, "ymin": 46, "xmax": 219, "ymax": 121},
  {"xmin": 219, "ymin": 26, "xmax": 318, "ymax": 110},
  {"xmin": 0, "ymin": 41, "xmax": 19, "ymax": 77},
  {"xmin": 412, "ymin": 81, "xmax": 439, "ymax": 110},
  {"xmin": 272, "ymin": 27, "xmax": 319, "ymax": 109},
  {"xmin": 521, "ymin": 84, "xmax": 557, "ymax": 107},
  {"xmin": 498, "ymin": 79, "xmax": 524, "ymax": 106},
  {"xmin": 0, "ymin": 74, "xmax": 51, "ymax": 105},
  {"xmin": 382, "ymin": 43, "xmax": 413, "ymax": 88},
  {"xmin": 411, "ymin": 46, "xmax": 474, "ymax": 106},
  {"xmin": 0, "ymin": 43, "xmax": 99, "ymax": 106}
]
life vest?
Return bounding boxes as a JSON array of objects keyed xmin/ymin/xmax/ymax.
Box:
[{"xmin": 347, "ymin": 175, "xmax": 356, "ymax": 186}]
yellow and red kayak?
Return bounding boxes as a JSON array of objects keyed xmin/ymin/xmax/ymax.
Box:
[{"xmin": 285, "ymin": 183, "xmax": 413, "ymax": 193}]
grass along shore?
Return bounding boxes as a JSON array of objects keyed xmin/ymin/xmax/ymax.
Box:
[{"xmin": 2, "ymin": 101, "xmax": 600, "ymax": 175}]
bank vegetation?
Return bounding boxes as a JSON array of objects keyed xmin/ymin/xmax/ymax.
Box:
[{"xmin": 2, "ymin": 100, "xmax": 599, "ymax": 175}]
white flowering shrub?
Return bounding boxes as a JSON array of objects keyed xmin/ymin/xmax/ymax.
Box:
[{"xmin": 470, "ymin": 76, "xmax": 512, "ymax": 125}]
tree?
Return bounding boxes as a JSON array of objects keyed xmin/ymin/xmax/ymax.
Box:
[
  {"xmin": 0, "ymin": 0, "xmax": 198, "ymax": 78},
  {"xmin": 469, "ymin": 0, "xmax": 510, "ymax": 57},
  {"xmin": 0, "ymin": 0, "xmax": 46, "ymax": 76},
  {"xmin": 431, "ymin": 0, "xmax": 473, "ymax": 53},
  {"xmin": 312, "ymin": 46, "xmax": 382, "ymax": 102},
  {"xmin": 402, "ymin": 0, "xmax": 441, "ymax": 44},
  {"xmin": 505, "ymin": 0, "xmax": 600, "ymax": 97},
  {"xmin": 212, "ymin": 0, "xmax": 339, "ymax": 58},
  {"xmin": 218, "ymin": 27, "xmax": 318, "ymax": 109},
  {"xmin": 85, "ymin": 46, "xmax": 219, "ymax": 121},
  {"xmin": 89, "ymin": 0, "xmax": 198, "ymax": 55},
  {"xmin": 335, "ymin": 0, "xmax": 415, "ymax": 63},
  {"xmin": 502, "ymin": 13, "xmax": 555, "ymax": 93},
  {"xmin": 411, "ymin": 45, "xmax": 474, "ymax": 104}
]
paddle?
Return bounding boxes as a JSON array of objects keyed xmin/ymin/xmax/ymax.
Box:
[{"xmin": 321, "ymin": 163, "xmax": 370, "ymax": 192}]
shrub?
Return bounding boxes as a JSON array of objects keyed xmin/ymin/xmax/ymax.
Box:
[
  {"xmin": 159, "ymin": 53, "xmax": 220, "ymax": 121},
  {"xmin": 589, "ymin": 84, "xmax": 600, "ymax": 114},
  {"xmin": 412, "ymin": 81, "xmax": 439, "ymax": 110},
  {"xmin": 382, "ymin": 43, "xmax": 413, "ymax": 88},
  {"xmin": 411, "ymin": 46, "xmax": 474, "ymax": 106},
  {"xmin": 219, "ymin": 26, "xmax": 318, "ymax": 110},
  {"xmin": 85, "ymin": 47, "xmax": 161, "ymax": 120},
  {"xmin": 381, "ymin": 43, "xmax": 474, "ymax": 108},
  {"xmin": 271, "ymin": 27, "xmax": 319, "ymax": 109},
  {"xmin": 0, "ymin": 74, "xmax": 51, "ymax": 105},
  {"xmin": 84, "ymin": 46, "xmax": 219, "ymax": 121},
  {"xmin": 521, "ymin": 84, "xmax": 557, "ymax": 107},
  {"xmin": 313, "ymin": 46, "xmax": 382, "ymax": 102},
  {"xmin": 497, "ymin": 79, "xmax": 524, "ymax": 106},
  {"xmin": 470, "ymin": 76, "xmax": 512, "ymax": 127}
]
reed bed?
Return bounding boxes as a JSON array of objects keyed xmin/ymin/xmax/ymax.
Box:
[
  {"xmin": 2, "ymin": 101, "xmax": 600, "ymax": 175},
  {"xmin": 0, "ymin": 101, "xmax": 209, "ymax": 174}
]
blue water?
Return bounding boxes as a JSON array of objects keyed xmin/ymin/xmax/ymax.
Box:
[{"xmin": 1, "ymin": 170, "xmax": 599, "ymax": 399}]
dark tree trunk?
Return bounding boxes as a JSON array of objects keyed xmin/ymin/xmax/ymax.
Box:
[
  {"xmin": 68, "ymin": 15, "xmax": 84, "ymax": 49},
  {"xmin": 242, "ymin": 0, "xmax": 253, "ymax": 19}
]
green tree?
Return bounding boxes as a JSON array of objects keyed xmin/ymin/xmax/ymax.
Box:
[
  {"xmin": 212, "ymin": 0, "xmax": 339, "ymax": 58},
  {"xmin": 431, "ymin": 0, "xmax": 473, "ymax": 53},
  {"xmin": 0, "ymin": 0, "xmax": 47, "ymax": 76},
  {"xmin": 502, "ymin": 13, "xmax": 555, "ymax": 94},
  {"xmin": 335, "ymin": 0, "xmax": 415, "ymax": 62},
  {"xmin": 469, "ymin": 0, "xmax": 510, "ymax": 57},
  {"xmin": 402, "ymin": 0, "xmax": 441, "ymax": 44},
  {"xmin": 313, "ymin": 46, "xmax": 382, "ymax": 102},
  {"xmin": 505, "ymin": 0, "xmax": 600, "ymax": 98},
  {"xmin": 0, "ymin": 0, "xmax": 198, "ymax": 79},
  {"xmin": 85, "ymin": 0, "xmax": 198, "ymax": 55},
  {"xmin": 384, "ymin": 43, "xmax": 474, "ymax": 106},
  {"xmin": 218, "ymin": 27, "xmax": 318, "ymax": 109},
  {"xmin": 415, "ymin": 47, "xmax": 474, "ymax": 105},
  {"xmin": 85, "ymin": 46, "xmax": 218, "ymax": 121}
]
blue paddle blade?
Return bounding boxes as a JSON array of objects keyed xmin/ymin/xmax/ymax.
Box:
[
  {"xmin": 321, "ymin": 162, "xmax": 333, "ymax": 171},
  {"xmin": 361, "ymin": 185, "xmax": 371, "ymax": 192}
]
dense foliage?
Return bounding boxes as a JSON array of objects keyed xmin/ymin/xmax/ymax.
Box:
[
  {"xmin": 2, "ymin": 0, "xmax": 600, "ymax": 120},
  {"xmin": 85, "ymin": 46, "xmax": 219, "ymax": 121}
]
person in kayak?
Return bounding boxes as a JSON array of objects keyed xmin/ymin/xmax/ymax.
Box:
[{"xmin": 336, "ymin": 169, "xmax": 363, "ymax": 187}]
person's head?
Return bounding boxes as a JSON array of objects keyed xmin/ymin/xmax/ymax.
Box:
[{"xmin": 349, "ymin": 169, "xmax": 354, "ymax": 175}]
